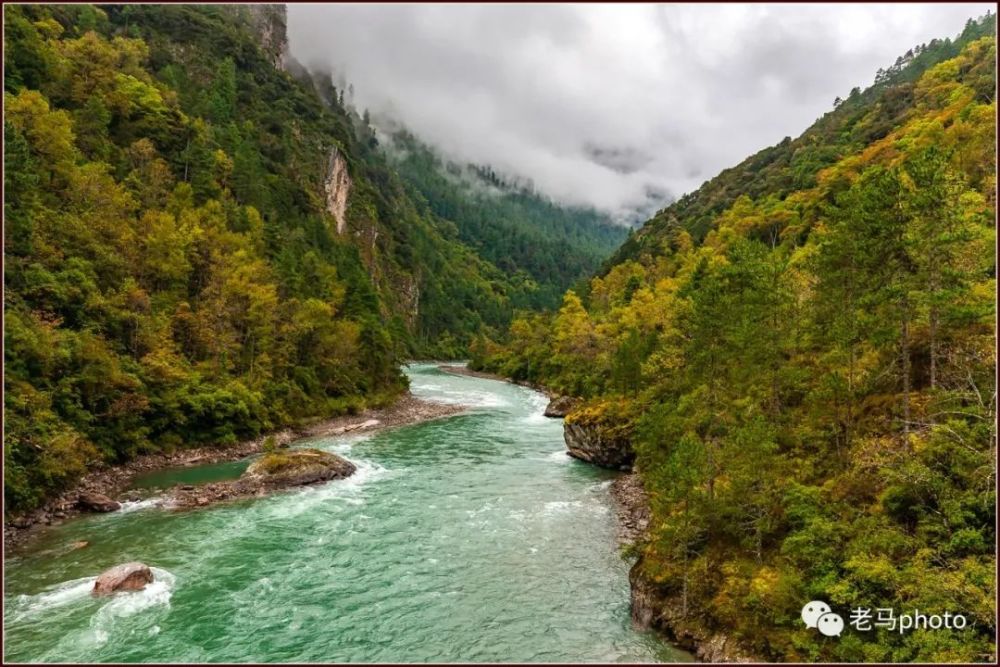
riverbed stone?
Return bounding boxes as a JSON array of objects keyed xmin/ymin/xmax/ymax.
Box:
[
  {"xmin": 77, "ymin": 491, "xmax": 121, "ymax": 513},
  {"xmin": 610, "ymin": 473, "xmax": 650, "ymax": 545},
  {"xmin": 92, "ymin": 562, "xmax": 153, "ymax": 596}
]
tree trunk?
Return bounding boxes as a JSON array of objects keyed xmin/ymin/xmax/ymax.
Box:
[
  {"xmin": 755, "ymin": 519, "xmax": 763, "ymax": 564},
  {"xmin": 901, "ymin": 304, "xmax": 911, "ymax": 446},
  {"xmin": 929, "ymin": 304, "xmax": 938, "ymax": 390},
  {"xmin": 681, "ymin": 540, "xmax": 689, "ymax": 617},
  {"xmin": 846, "ymin": 344, "xmax": 855, "ymax": 451},
  {"xmin": 681, "ymin": 570, "xmax": 688, "ymax": 618}
]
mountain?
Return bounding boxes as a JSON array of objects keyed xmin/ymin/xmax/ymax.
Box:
[
  {"xmin": 607, "ymin": 13, "xmax": 997, "ymax": 266},
  {"xmin": 473, "ymin": 13, "xmax": 996, "ymax": 662},
  {"xmin": 1, "ymin": 3, "xmax": 602, "ymax": 512},
  {"xmin": 385, "ymin": 129, "xmax": 627, "ymax": 310}
]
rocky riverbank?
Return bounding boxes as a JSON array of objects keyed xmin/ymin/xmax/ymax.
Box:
[
  {"xmin": 3, "ymin": 393, "xmax": 464, "ymax": 553},
  {"xmin": 629, "ymin": 559, "xmax": 759, "ymax": 663},
  {"xmin": 450, "ymin": 363, "xmax": 754, "ymax": 662},
  {"xmin": 608, "ymin": 473, "xmax": 650, "ymax": 546},
  {"xmin": 610, "ymin": 471, "xmax": 759, "ymax": 663}
]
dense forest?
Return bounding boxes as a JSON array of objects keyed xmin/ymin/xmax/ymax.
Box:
[
  {"xmin": 2, "ymin": 3, "xmax": 619, "ymax": 512},
  {"xmin": 473, "ymin": 13, "xmax": 997, "ymax": 663},
  {"xmin": 387, "ymin": 130, "xmax": 626, "ymax": 310},
  {"xmin": 3, "ymin": 3, "xmax": 997, "ymax": 662}
]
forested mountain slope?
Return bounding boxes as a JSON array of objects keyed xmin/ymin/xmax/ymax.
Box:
[
  {"xmin": 608, "ymin": 13, "xmax": 997, "ymax": 265},
  {"xmin": 387, "ymin": 130, "xmax": 626, "ymax": 310},
  {"xmin": 473, "ymin": 13, "xmax": 996, "ymax": 662},
  {"xmin": 2, "ymin": 3, "xmax": 583, "ymax": 512}
]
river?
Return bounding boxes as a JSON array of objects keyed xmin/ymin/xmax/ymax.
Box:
[{"xmin": 4, "ymin": 363, "xmax": 688, "ymax": 663}]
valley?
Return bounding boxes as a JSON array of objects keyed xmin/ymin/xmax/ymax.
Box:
[{"xmin": 3, "ymin": 3, "xmax": 996, "ymax": 664}]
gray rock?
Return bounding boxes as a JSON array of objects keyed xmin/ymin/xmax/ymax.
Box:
[
  {"xmin": 92, "ymin": 562, "xmax": 153, "ymax": 596},
  {"xmin": 563, "ymin": 422, "xmax": 634, "ymax": 470},
  {"xmin": 77, "ymin": 491, "xmax": 121, "ymax": 513}
]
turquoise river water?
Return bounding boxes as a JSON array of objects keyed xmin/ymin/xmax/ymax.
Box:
[{"xmin": 4, "ymin": 364, "xmax": 688, "ymax": 663}]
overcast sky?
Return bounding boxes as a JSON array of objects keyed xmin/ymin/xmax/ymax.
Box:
[{"xmin": 287, "ymin": 3, "xmax": 992, "ymax": 222}]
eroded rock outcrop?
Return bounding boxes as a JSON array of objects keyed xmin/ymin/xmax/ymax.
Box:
[
  {"xmin": 325, "ymin": 148, "xmax": 352, "ymax": 234},
  {"xmin": 543, "ymin": 395, "xmax": 579, "ymax": 418},
  {"xmin": 563, "ymin": 400, "xmax": 635, "ymax": 470},
  {"xmin": 93, "ymin": 562, "xmax": 153, "ymax": 596}
]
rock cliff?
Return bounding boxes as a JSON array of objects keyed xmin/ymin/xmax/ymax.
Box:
[
  {"xmin": 543, "ymin": 395, "xmax": 579, "ymax": 418},
  {"xmin": 242, "ymin": 4, "xmax": 289, "ymax": 70},
  {"xmin": 562, "ymin": 400, "xmax": 635, "ymax": 470},
  {"xmin": 324, "ymin": 147, "xmax": 352, "ymax": 234}
]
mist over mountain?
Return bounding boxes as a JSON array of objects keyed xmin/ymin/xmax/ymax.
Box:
[
  {"xmin": 287, "ymin": 2, "xmax": 992, "ymax": 219},
  {"xmin": 3, "ymin": 4, "xmax": 996, "ymax": 664}
]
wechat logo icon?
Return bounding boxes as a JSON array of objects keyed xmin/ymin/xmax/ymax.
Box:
[{"xmin": 802, "ymin": 600, "xmax": 844, "ymax": 637}]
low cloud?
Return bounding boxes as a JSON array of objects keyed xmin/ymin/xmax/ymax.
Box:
[{"xmin": 288, "ymin": 3, "xmax": 991, "ymax": 222}]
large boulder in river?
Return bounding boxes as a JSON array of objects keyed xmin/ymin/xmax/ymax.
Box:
[
  {"xmin": 544, "ymin": 395, "xmax": 580, "ymax": 418},
  {"xmin": 563, "ymin": 399, "xmax": 635, "ymax": 470},
  {"xmin": 241, "ymin": 448, "xmax": 357, "ymax": 487},
  {"xmin": 92, "ymin": 562, "xmax": 153, "ymax": 596},
  {"xmin": 169, "ymin": 449, "xmax": 357, "ymax": 509},
  {"xmin": 78, "ymin": 491, "xmax": 121, "ymax": 513}
]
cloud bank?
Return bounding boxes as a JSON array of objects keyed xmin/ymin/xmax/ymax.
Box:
[{"xmin": 287, "ymin": 3, "xmax": 992, "ymax": 221}]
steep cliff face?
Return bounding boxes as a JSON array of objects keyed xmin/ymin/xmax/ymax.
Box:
[
  {"xmin": 325, "ymin": 147, "xmax": 352, "ymax": 234},
  {"xmin": 241, "ymin": 4, "xmax": 289, "ymax": 70},
  {"xmin": 209, "ymin": 3, "xmax": 520, "ymax": 356},
  {"xmin": 397, "ymin": 275, "xmax": 421, "ymax": 327}
]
